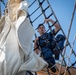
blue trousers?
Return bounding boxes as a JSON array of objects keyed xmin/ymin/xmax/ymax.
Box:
[
  {"xmin": 42, "ymin": 47, "xmax": 55, "ymax": 68},
  {"xmin": 53, "ymin": 34, "xmax": 65, "ymax": 60},
  {"xmin": 41, "ymin": 34, "xmax": 65, "ymax": 67}
]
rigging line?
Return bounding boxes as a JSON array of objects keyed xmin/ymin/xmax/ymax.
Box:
[
  {"xmin": 64, "ymin": 35, "xmax": 76, "ymax": 75},
  {"xmin": 57, "ymin": 3, "xmax": 76, "ymax": 75},
  {"xmin": 70, "ymin": 65, "xmax": 76, "ymax": 72},
  {"xmin": 45, "ymin": 0, "xmax": 67, "ymax": 66},
  {"xmin": 37, "ymin": 0, "xmax": 67, "ymax": 74},
  {"xmin": 29, "ymin": 6, "xmax": 40, "ymax": 16},
  {"xmin": 63, "ymin": 35, "xmax": 76, "ymax": 68},
  {"xmin": 28, "ymin": 0, "xmax": 39, "ymax": 38},
  {"xmin": 28, "ymin": 1, "xmax": 75, "ymax": 74},
  {"xmin": 37, "ymin": 0, "xmax": 65, "ymax": 56},
  {"xmin": 75, "ymin": 2, "xmax": 76, "ymax": 9},
  {"xmin": 28, "ymin": 16, "xmax": 37, "ymax": 38},
  {"xmin": 69, "ymin": 35, "xmax": 76, "ymax": 65},
  {"xmin": 46, "ymin": 0, "xmax": 68, "ymax": 67},
  {"xmin": 32, "ymin": 12, "xmax": 43, "ymax": 23},
  {"xmin": 36, "ymin": 0, "xmax": 56, "ymax": 74},
  {"xmin": 59, "ymin": 3, "xmax": 75, "ymax": 75},
  {"xmin": 28, "ymin": 13, "xmax": 37, "ymax": 38},
  {"xmin": 61, "ymin": 3, "xmax": 76, "ymax": 75},
  {"xmin": 46, "ymin": 0, "xmax": 76, "ymax": 57},
  {"xmin": 70, "ymin": 61, "xmax": 76, "ymax": 68},
  {"xmin": 0, "ymin": 0, "xmax": 5, "ymax": 5},
  {"xmin": 66, "ymin": 35, "xmax": 76, "ymax": 74},
  {"xmin": 46, "ymin": 0, "xmax": 64, "ymax": 35},
  {"xmin": 39, "ymin": 0, "xmax": 67, "ymax": 66},
  {"xmin": 29, "ymin": 0, "xmax": 36, "ymax": 8}
]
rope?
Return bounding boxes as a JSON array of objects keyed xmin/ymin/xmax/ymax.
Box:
[
  {"xmin": 36, "ymin": 0, "xmax": 66, "ymax": 75},
  {"xmin": 64, "ymin": 34, "xmax": 76, "ymax": 75},
  {"xmin": 0, "ymin": 0, "xmax": 76, "ymax": 75},
  {"xmin": 46, "ymin": 0, "xmax": 67, "ymax": 66},
  {"xmin": 26, "ymin": 0, "xmax": 76, "ymax": 75},
  {"xmin": 59, "ymin": 3, "xmax": 76, "ymax": 75},
  {"xmin": 46, "ymin": 0, "xmax": 76, "ymax": 57}
]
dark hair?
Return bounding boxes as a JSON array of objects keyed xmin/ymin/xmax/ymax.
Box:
[{"xmin": 36, "ymin": 24, "xmax": 45, "ymax": 29}]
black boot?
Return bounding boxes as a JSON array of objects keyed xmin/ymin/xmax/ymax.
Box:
[
  {"xmin": 48, "ymin": 62, "xmax": 56, "ymax": 73},
  {"xmin": 50, "ymin": 66, "xmax": 56, "ymax": 73}
]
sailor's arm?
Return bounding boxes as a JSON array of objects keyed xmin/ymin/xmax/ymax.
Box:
[{"xmin": 44, "ymin": 19, "xmax": 60, "ymax": 34}]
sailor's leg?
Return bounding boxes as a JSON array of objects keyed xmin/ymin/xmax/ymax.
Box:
[{"xmin": 53, "ymin": 34, "xmax": 65, "ymax": 60}]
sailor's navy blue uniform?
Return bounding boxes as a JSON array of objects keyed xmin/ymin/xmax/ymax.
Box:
[{"xmin": 38, "ymin": 30, "xmax": 65, "ymax": 68}]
